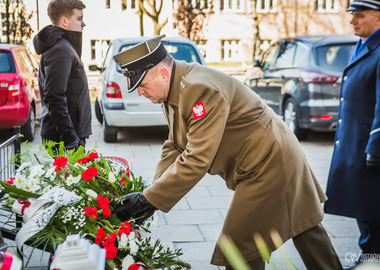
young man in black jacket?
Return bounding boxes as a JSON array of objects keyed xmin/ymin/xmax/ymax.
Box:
[{"xmin": 33, "ymin": 0, "xmax": 92, "ymax": 150}]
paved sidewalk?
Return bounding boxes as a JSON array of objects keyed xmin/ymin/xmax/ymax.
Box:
[{"xmin": 24, "ymin": 120, "xmax": 361, "ymax": 269}]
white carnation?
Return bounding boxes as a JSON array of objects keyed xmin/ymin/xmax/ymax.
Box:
[
  {"xmin": 108, "ymin": 172, "xmax": 116, "ymax": 183},
  {"xmin": 121, "ymin": 255, "xmax": 134, "ymax": 270},
  {"xmin": 118, "ymin": 233, "xmax": 129, "ymax": 249},
  {"xmin": 129, "ymin": 240, "xmax": 139, "ymax": 255}
]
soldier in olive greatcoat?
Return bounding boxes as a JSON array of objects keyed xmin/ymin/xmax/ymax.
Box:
[{"xmin": 111, "ymin": 35, "xmax": 342, "ymax": 269}]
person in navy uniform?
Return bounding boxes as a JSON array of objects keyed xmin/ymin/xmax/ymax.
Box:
[{"xmin": 325, "ymin": 0, "xmax": 380, "ymax": 268}]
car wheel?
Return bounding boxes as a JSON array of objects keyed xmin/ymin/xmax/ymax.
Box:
[
  {"xmin": 95, "ymin": 98, "xmax": 103, "ymax": 124},
  {"xmin": 283, "ymin": 98, "xmax": 308, "ymax": 140},
  {"xmin": 103, "ymin": 118, "xmax": 118, "ymax": 142},
  {"xmin": 21, "ymin": 107, "xmax": 35, "ymax": 142}
]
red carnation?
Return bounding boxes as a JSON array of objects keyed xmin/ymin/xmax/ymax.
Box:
[
  {"xmin": 103, "ymin": 207, "xmax": 111, "ymax": 218},
  {"xmin": 5, "ymin": 177, "xmax": 14, "ymax": 185},
  {"xmin": 128, "ymin": 263, "xmax": 146, "ymax": 270},
  {"xmin": 88, "ymin": 152, "xmax": 99, "ymax": 161},
  {"xmin": 77, "ymin": 157, "xmax": 90, "ymax": 164},
  {"xmin": 84, "ymin": 206, "xmax": 98, "ymax": 222},
  {"xmin": 82, "ymin": 167, "xmax": 98, "ymax": 181},
  {"xmin": 118, "ymin": 221, "xmax": 133, "ymax": 237},
  {"xmin": 53, "ymin": 156, "xmax": 68, "ymax": 171},
  {"xmin": 53, "ymin": 156, "xmax": 68, "ymax": 167},
  {"xmin": 105, "ymin": 244, "xmax": 117, "ymax": 260},
  {"xmin": 97, "ymin": 195, "xmax": 110, "ymax": 209},
  {"xmin": 95, "ymin": 228, "xmax": 107, "ymax": 245}
]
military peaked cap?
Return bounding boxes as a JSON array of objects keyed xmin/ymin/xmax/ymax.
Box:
[
  {"xmin": 347, "ymin": 0, "xmax": 380, "ymax": 11},
  {"xmin": 113, "ymin": 34, "xmax": 168, "ymax": 93}
]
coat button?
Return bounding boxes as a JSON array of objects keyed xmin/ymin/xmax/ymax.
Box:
[
  {"xmin": 338, "ymin": 119, "xmax": 342, "ymax": 124},
  {"xmin": 340, "ymin": 97, "xmax": 344, "ymax": 103},
  {"xmin": 335, "ymin": 140, "xmax": 340, "ymax": 146}
]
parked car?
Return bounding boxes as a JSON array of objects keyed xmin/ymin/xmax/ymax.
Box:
[
  {"xmin": 0, "ymin": 44, "xmax": 41, "ymax": 141},
  {"xmin": 244, "ymin": 34, "xmax": 358, "ymax": 140},
  {"xmin": 89, "ymin": 36, "xmax": 207, "ymax": 142}
]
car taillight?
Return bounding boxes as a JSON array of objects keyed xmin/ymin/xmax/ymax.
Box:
[
  {"xmin": 310, "ymin": 115, "xmax": 333, "ymax": 120},
  {"xmin": 106, "ymin": 82, "xmax": 122, "ymax": 98},
  {"xmin": 300, "ymin": 71, "xmax": 338, "ymax": 84},
  {"xmin": 7, "ymin": 76, "xmax": 24, "ymax": 103}
]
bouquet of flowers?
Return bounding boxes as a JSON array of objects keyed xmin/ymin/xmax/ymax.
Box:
[{"xmin": 0, "ymin": 142, "xmax": 190, "ymax": 270}]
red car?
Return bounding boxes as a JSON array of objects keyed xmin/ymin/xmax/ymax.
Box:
[{"xmin": 0, "ymin": 44, "xmax": 41, "ymax": 141}]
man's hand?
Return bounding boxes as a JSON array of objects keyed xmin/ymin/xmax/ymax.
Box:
[
  {"xmin": 111, "ymin": 192, "xmax": 156, "ymax": 224},
  {"xmin": 366, "ymin": 154, "xmax": 380, "ymax": 173},
  {"xmin": 65, "ymin": 139, "xmax": 84, "ymax": 151}
]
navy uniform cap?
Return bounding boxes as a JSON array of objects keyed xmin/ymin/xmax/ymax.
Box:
[
  {"xmin": 113, "ymin": 34, "xmax": 168, "ymax": 93},
  {"xmin": 347, "ymin": 0, "xmax": 380, "ymax": 11}
]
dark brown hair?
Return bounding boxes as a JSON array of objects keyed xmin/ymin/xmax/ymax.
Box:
[{"xmin": 47, "ymin": 0, "xmax": 86, "ymax": 25}]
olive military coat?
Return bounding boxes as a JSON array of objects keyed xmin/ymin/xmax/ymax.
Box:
[
  {"xmin": 143, "ymin": 61, "xmax": 327, "ymax": 265},
  {"xmin": 325, "ymin": 32, "xmax": 380, "ymax": 222}
]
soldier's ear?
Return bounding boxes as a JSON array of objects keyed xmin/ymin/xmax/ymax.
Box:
[{"xmin": 159, "ymin": 67, "xmax": 170, "ymax": 82}]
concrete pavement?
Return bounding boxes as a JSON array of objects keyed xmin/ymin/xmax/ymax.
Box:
[{"xmin": 20, "ymin": 120, "xmax": 361, "ymax": 269}]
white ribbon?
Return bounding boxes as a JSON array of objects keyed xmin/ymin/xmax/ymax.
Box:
[{"xmin": 15, "ymin": 187, "xmax": 82, "ymax": 252}]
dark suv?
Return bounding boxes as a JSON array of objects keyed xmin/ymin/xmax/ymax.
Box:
[{"xmin": 245, "ymin": 34, "xmax": 358, "ymax": 140}]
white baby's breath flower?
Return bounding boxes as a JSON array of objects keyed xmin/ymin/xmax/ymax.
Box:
[
  {"xmin": 108, "ymin": 172, "xmax": 116, "ymax": 183},
  {"xmin": 86, "ymin": 189, "xmax": 97, "ymax": 199},
  {"xmin": 121, "ymin": 255, "xmax": 134, "ymax": 270},
  {"xmin": 129, "ymin": 240, "xmax": 139, "ymax": 255},
  {"xmin": 118, "ymin": 233, "xmax": 129, "ymax": 249}
]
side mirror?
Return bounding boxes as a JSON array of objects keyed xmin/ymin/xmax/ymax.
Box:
[
  {"xmin": 253, "ymin": 59, "xmax": 261, "ymax": 68},
  {"xmin": 89, "ymin": 64, "xmax": 101, "ymax": 72}
]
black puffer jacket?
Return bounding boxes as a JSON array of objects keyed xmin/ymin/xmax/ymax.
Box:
[{"xmin": 33, "ymin": 25, "xmax": 91, "ymax": 145}]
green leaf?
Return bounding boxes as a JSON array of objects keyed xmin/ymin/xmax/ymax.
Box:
[{"xmin": 0, "ymin": 181, "xmax": 39, "ymax": 198}]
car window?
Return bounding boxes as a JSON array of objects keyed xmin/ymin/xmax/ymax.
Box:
[
  {"xmin": 0, "ymin": 51, "xmax": 16, "ymax": 73},
  {"xmin": 315, "ymin": 44, "xmax": 355, "ymax": 72},
  {"xmin": 261, "ymin": 44, "xmax": 279, "ymax": 71},
  {"xmin": 102, "ymin": 42, "xmax": 114, "ymax": 70},
  {"xmin": 274, "ymin": 41, "xmax": 296, "ymax": 68},
  {"xmin": 116, "ymin": 42, "xmax": 202, "ymax": 72},
  {"xmin": 294, "ymin": 42, "xmax": 309, "ymax": 67},
  {"xmin": 14, "ymin": 49, "xmax": 35, "ymax": 73}
]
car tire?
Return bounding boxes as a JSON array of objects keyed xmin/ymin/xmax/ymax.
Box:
[
  {"xmin": 283, "ymin": 98, "xmax": 308, "ymax": 140},
  {"xmin": 21, "ymin": 107, "xmax": 35, "ymax": 142},
  {"xmin": 95, "ymin": 98, "xmax": 103, "ymax": 124},
  {"xmin": 103, "ymin": 118, "xmax": 118, "ymax": 143}
]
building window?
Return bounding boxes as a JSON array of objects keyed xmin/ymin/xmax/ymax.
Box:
[
  {"xmin": 196, "ymin": 40, "xmax": 207, "ymax": 59},
  {"xmin": 315, "ymin": 0, "xmax": 338, "ymax": 12},
  {"xmin": 221, "ymin": 40, "xmax": 242, "ymax": 62},
  {"xmin": 257, "ymin": 0, "xmax": 277, "ymax": 13},
  {"xmin": 192, "ymin": 0, "xmax": 211, "ymax": 9},
  {"xmin": 91, "ymin": 40, "xmax": 111, "ymax": 61},
  {"xmin": 106, "ymin": 0, "xmax": 111, "ymax": 9},
  {"xmin": 220, "ymin": 0, "xmax": 245, "ymax": 11},
  {"xmin": 122, "ymin": 0, "xmax": 137, "ymax": 10}
]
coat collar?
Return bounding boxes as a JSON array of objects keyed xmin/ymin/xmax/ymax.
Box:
[
  {"xmin": 346, "ymin": 30, "xmax": 380, "ymax": 69},
  {"xmin": 166, "ymin": 61, "xmax": 189, "ymax": 108}
]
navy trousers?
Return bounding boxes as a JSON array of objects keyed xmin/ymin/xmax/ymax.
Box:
[{"xmin": 357, "ymin": 219, "xmax": 380, "ymax": 254}]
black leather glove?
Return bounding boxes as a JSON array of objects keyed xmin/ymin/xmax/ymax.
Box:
[
  {"xmin": 366, "ymin": 154, "xmax": 380, "ymax": 173},
  {"xmin": 65, "ymin": 139, "xmax": 84, "ymax": 151},
  {"xmin": 111, "ymin": 192, "xmax": 157, "ymax": 225}
]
